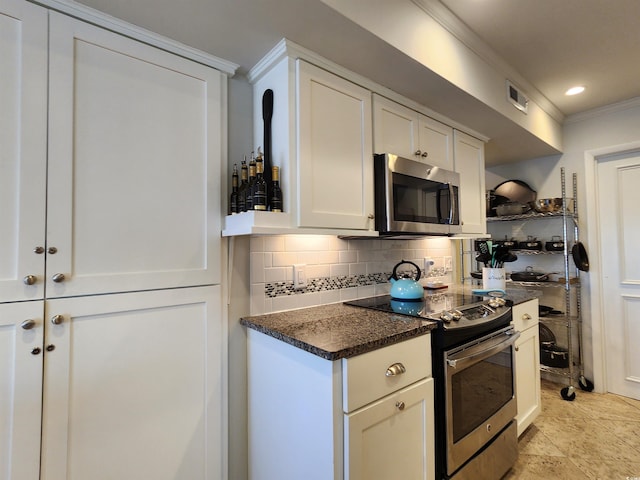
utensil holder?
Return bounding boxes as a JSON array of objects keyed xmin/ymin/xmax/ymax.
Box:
[{"xmin": 482, "ymin": 267, "xmax": 506, "ymax": 290}]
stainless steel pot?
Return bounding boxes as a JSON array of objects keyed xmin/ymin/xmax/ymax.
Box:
[
  {"xmin": 495, "ymin": 202, "xmax": 529, "ymax": 216},
  {"xmin": 529, "ymin": 197, "xmax": 574, "ymax": 213}
]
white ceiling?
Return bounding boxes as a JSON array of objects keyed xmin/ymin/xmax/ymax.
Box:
[{"xmin": 74, "ymin": 0, "xmax": 640, "ymax": 164}]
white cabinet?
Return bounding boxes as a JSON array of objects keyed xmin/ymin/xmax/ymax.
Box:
[
  {"xmin": 454, "ymin": 130, "xmax": 487, "ymax": 235},
  {"xmin": 238, "ymin": 56, "xmax": 375, "ymax": 235},
  {"xmin": 246, "ymin": 330, "xmax": 434, "ymax": 480},
  {"xmin": 373, "ymin": 94, "xmax": 453, "ymax": 169},
  {"xmin": 40, "ymin": 286, "xmax": 223, "ymax": 480},
  {"xmin": 345, "ymin": 379, "xmax": 434, "ymax": 480},
  {"xmin": 0, "ymin": 301, "xmax": 44, "ymax": 480},
  {"xmin": 1, "ymin": 6, "xmax": 222, "ymax": 303},
  {"xmin": 297, "ymin": 61, "xmax": 374, "ymax": 230},
  {"xmin": 1, "ymin": 2, "xmax": 226, "ymax": 479},
  {"xmin": 512, "ymin": 299, "xmax": 541, "ymax": 436},
  {"xmin": 0, "ymin": 0, "xmax": 48, "ymax": 302}
]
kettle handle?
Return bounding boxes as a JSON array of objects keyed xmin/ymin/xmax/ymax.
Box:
[{"xmin": 390, "ymin": 260, "xmax": 422, "ymax": 281}]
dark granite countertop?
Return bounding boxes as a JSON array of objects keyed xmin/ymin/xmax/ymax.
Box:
[
  {"xmin": 241, "ymin": 302, "xmax": 437, "ymax": 361},
  {"xmin": 241, "ymin": 286, "xmax": 540, "ymax": 361}
]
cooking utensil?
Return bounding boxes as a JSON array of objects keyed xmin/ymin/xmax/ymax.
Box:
[
  {"xmin": 541, "ymin": 344, "xmax": 569, "ymax": 368},
  {"xmin": 470, "ymin": 271, "xmax": 483, "ymax": 279},
  {"xmin": 529, "ymin": 197, "xmax": 575, "ymax": 213},
  {"xmin": 538, "ymin": 305, "xmax": 554, "ymax": 317},
  {"xmin": 262, "ymin": 89, "xmax": 274, "ymax": 201},
  {"xmin": 539, "ymin": 323, "xmax": 556, "ymax": 345},
  {"xmin": 494, "ymin": 179, "xmax": 537, "ymax": 204},
  {"xmin": 545, "ymin": 236, "xmax": 565, "ymax": 252},
  {"xmin": 572, "ymin": 242, "xmax": 589, "ymax": 271},
  {"xmin": 518, "ymin": 236, "xmax": 543, "ymax": 251},
  {"xmin": 388, "ymin": 260, "xmax": 423, "ymax": 300},
  {"xmin": 510, "ymin": 266, "xmax": 549, "ymax": 282},
  {"xmin": 486, "ymin": 190, "xmax": 510, "ymax": 216},
  {"xmin": 495, "ymin": 202, "xmax": 529, "ymax": 216}
]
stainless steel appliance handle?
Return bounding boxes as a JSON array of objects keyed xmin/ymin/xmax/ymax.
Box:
[
  {"xmin": 446, "ymin": 330, "xmax": 520, "ymax": 370},
  {"xmin": 448, "ymin": 183, "xmax": 455, "ymax": 225}
]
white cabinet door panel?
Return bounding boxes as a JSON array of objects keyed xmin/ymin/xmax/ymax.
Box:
[
  {"xmin": 41, "ymin": 286, "xmax": 223, "ymax": 480},
  {"xmin": 454, "ymin": 131, "xmax": 486, "ymax": 235},
  {"xmin": 0, "ymin": 300, "xmax": 44, "ymax": 480},
  {"xmin": 47, "ymin": 12, "xmax": 222, "ymax": 297},
  {"xmin": 345, "ymin": 378, "xmax": 435, "ymax": 480},
  {"xmin": 297, "ymin": 60, "xmax": 374, "ymax": 230},
  {"xmin": 514, "ymin": 325, "xmax": 541, "ymax": 436},
  {"xmin": 418, "ymin": 116, "xmax": 453, "ymax": 169},
  {"xmin": 0, "ymin": 1, "xmax": 47, "ymax": 302},
  {"xmin": 372, "ymin": 94, "xmax": 418, "ymax": 158}
]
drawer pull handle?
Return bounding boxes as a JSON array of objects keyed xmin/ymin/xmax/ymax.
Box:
[
  {"xmin": 386, "ymin": 362, "xmax": 406, "ymax": 377},
  {"xmin": 396, "ymin": 401, "xmax": 405, "ymax": 411},
  {"xmin": 522, "ymin": 313, "xmax": 532, "ymax": 321}
]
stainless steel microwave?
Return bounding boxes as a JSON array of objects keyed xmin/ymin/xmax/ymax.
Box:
[{"xmin": 374, "ymin": 153, "xmax": 461, "ymax": 236}]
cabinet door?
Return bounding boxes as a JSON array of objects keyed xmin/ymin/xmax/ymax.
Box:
[
  {"xmin": 514, "ymin": 325, "xmax": 541, "ymax": 436},
  {"xmin": 372, "ymin": 94, "xmax": 418, "ymax": 158},
  {"xmin": 297, "ymin": 60, "xmax": 374, "ymax": 230},
  {"xmin": 454, "ymin": 130, "xmax": 486, "ymax": 235},
  {"xmin": 417, "ymin": 115, "xmax": 453, "ymax": 169},
  {"xmin": 46, "ymin": 12, "xmax": 222, "ymax": 298},
  {"xmin": 0, "ymin": 0, "xmax": 47, "ymax": 302},
  {"xmin": 345, "ymin": 378, "xmax": 435, "ymax": 480},
  {"xmin": 40, "ymin": 286, "xmax": 224, "ymax": 480},
  {"xmin": 0, "ymin": 300, "xmax": 44, "ymax": 480}
]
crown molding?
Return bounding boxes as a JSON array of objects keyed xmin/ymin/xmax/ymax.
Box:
[
  {"xmin": 565, "ymin": 96, "xmax": 640, "ymax": 124},
  {"xmin": 411, "ymin": 0, "xmax": 564, "ymax": 124}
]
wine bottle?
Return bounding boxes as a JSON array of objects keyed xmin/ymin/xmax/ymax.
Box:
[
  {"xmin": 253, "ymin": 156, "xmax": 267, "ymax": 211},
  {"xmin": 229, "ymin": 163, "xmax": 239, "ymax": 214},
  {"xmin": 246, "ymin": 153, "xmax": 257, "ymax": 211},
  {"xmin": 237, "ymin": 158, "xmax": 249, "ymax": 212},
  {"xmin": 270, "ymin": 166, "xmax": 283, "ymax": 213}
]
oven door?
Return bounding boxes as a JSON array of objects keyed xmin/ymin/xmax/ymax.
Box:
[{"xmin": 444, "ymin": 325, "xmax": 520, "ymax": 476}]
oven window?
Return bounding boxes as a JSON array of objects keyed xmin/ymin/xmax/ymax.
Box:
[
  {"xmin": 392, "ymin": 172, "xmax": 451, "ymax": 224},
  {"xmin": 451, "ymin": 347, "xmax": 514, "ymax": 443}
]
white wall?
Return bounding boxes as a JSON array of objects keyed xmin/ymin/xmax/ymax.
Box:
[{"xmin": 486, "ymin": 97, "xmax": 640, "ymax": 392}]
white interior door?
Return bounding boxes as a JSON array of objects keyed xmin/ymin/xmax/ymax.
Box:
[{"xmin": 597, "ymin": 151, "xmax": 640, "ymax": 400}]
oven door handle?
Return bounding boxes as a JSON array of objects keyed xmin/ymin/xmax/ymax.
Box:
[{"xmin": 446, "ymin": 330, "xmax": 520, "ymax": 370}]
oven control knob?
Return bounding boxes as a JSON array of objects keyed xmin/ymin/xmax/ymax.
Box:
[
  {"xmin": 488, "ymin": 297, "xmax": 507, "ymax": 308},
  {"xmin": 440, "ymin": 311, "xmax": 453, "ymax": 323},
  {"xmin": 451, "ymin": 310, "xmax": 462, "ymax": 321}
]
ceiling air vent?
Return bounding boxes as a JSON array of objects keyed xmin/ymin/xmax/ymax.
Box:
[{"xmin": 506, "ymin": 80, "xmax": 528, "ymax": 114}]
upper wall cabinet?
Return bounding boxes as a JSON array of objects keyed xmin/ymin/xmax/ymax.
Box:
[
  {"xmin": 1, "ymin": 6, "xmax": 224, "ymax": 302},
  {"xmin": 224, "ymin": 52, "xmax": 376, "ymax": 236},
  {"xmin": 454, "ymin": 130, "xmax": 487, "ymax": 235},
  {"xmin": 373, "ymin": 94, "xmax": 453, "ymax": 169}
]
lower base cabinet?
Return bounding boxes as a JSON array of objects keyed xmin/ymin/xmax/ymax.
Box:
[
  {"xmin": 512, "ymin": 299, "xmax": 541, "ymax": 436},
  {"xmin": 246, "ymin": 330, "xmax": 435, "ymax": 480},
  {"xmin": 2, "ymin": 286, "xmax": 223, "ymax": 480}
]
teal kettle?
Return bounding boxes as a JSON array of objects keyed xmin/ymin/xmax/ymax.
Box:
[{"xmin": 389, "ymin": 260, "xmax": 423, "ymax": 300}]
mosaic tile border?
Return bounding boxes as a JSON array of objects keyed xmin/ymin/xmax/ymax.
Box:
[{"xmin": 265, "ymin": 272, "xmax": 391, "ymax": 298}]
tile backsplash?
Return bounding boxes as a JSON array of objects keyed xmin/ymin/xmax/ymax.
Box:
[{"xmin": 249, "ymin": 235, "xmax": 455, "ymax": 315}]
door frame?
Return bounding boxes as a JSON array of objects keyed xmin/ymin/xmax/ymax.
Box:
[{"xmin": 584, "ymin": 139, "xmax": 640, "ymax": 393}]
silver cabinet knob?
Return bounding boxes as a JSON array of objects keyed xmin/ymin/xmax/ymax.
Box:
[
  {"xmin": 48, "ymin": 247, "xmax": 58, "ymax": 254},
  {"xmin": 34, "ymin": 246, "xmax": 45, "ymax": 254},
  {"xmin": 46, "ymin": 344, "xmax": 56, "ymax": 352},
  {"xmin": 414, "ymin": 149, "xmax": 422, "ymax": 156},
  {"xmin": 385, "ymin": 362, "xmax": 407, "ymax": 377},
  {"xmin": 31, "ymin": 347, "xmax": 41, "ymax": 355},
  {"xmin": 23, "ymin": 275, "xmax": 37, "ymax": 285},
  {"xmin": 51, "ymin": 315, "xmax": 64, "ymax": 325},
  {"xmin": 396, "ymin": 401, "xmax": 405, "ymax": 411},
  {"xmin": 421, "ymin": 151, "xmax": 428, "ymax": 158},
  {"xmin": 522, "ymin": 313, "xmax": 532, "ymax": 321},
  {"xmin": 52, "ymin": 273, "xmax": 65, "ymax": 283},
  {"xmin": 21, "ymin": 319, "xmax": 36, "ymax": 330}
]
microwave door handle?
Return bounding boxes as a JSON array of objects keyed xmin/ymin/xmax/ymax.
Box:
[
  {"xmin": 448, "ymin": 183, "xmax": 455, "ymax": 225},
  {"xmin": 446, "ymin": 330, "xmax": 520, "ymax": 370}
]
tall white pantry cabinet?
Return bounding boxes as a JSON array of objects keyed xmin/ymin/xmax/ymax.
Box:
[{"xmin": 0, "ymin": 1, "xmax": 227, "ymax": 479}]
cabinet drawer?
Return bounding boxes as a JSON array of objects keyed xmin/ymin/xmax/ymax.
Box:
[
  {"xmin": 512, "ymin": 299, "xmax": 539, "ymax": 332},
  {"xmin": 342, "ymin": 334, "xmax": 431, "ymax": 413}
]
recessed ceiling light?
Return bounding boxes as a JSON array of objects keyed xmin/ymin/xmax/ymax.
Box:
[{"xmin": 565, "ymin": 86, "xmax": 585, "ymax": 96}]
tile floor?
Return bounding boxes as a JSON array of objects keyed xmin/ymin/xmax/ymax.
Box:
[{"xmin": 505, "ymin": 379, "xmax": 640, "ymax": 479}]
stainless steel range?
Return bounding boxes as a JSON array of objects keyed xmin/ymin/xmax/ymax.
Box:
[{"xmin": 345, "ymin": 290, "xmax": 520, "ymax": 480}]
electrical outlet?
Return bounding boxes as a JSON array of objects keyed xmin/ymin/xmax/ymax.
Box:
[
  {"xmin": 444, "ymin": 256, "xmax": 453, "ymax": 272},
  {"xmin": 293, "ymin": 264, "xmax": 307, "ymax": 289},
  {"xmin": 424, "ymin": 257, "xmax": 434, "ymax": 274}
]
